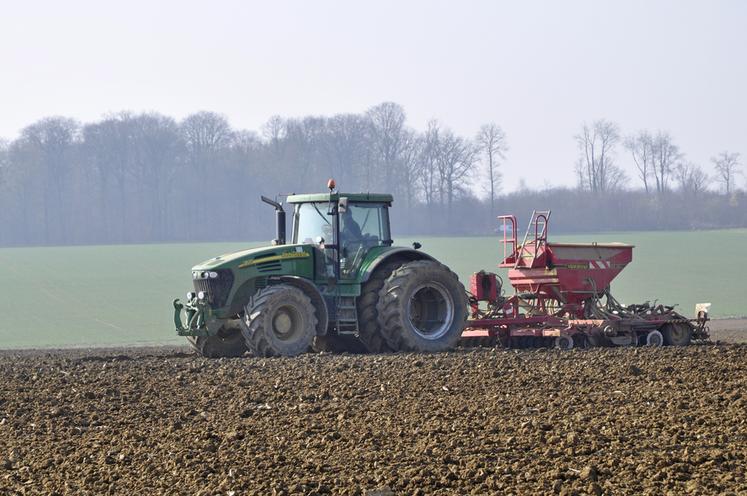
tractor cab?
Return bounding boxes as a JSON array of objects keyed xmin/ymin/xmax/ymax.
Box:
[{"xmin": 286, "ymin": 186, "xmax": 393, "ymax": 280}]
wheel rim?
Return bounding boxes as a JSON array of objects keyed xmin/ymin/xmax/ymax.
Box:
[
  {"xmin": 406, "ymin": 282, "xmax": 455, "ymax": 340},
  {"xmin": 647, "ymin": 330, "xmax": 663, "ymax": 347},
  {"xmin": 272, "ymin": 305, "xmax": 302, "ymax": 341}
]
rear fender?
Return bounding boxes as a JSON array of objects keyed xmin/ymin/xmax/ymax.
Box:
[{"xmin": 360, "ymin": 248, "xmax": 435, "ymax": 283}]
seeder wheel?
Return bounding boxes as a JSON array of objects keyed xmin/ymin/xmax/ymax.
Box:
[{"xmin": 646, "ymin": 330, "xmax": 664, "ymax": 347}]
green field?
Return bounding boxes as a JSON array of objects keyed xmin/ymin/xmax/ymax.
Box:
[{"xmin": 0, "ymin": 230, "xmax": 744, "ymax": 349}]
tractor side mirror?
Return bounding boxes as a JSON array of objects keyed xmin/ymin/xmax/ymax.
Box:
[{"xmin": 338, "ymin": 197, "xmax": 349, "ymax": 214}]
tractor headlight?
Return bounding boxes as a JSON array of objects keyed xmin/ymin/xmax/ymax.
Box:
[
  {"xmin": 193, "ymin": 271, "xmax": 219, "ymax": 279},
  {"xmin": 186, "ymin": 291, "xmax": 196, "ymax": 300},
  {"xmin": 197, "ymin": 291, "xmax": 207, "ymax": 300}
]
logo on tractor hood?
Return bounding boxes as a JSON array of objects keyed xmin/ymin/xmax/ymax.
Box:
[{"xmin": 238, "ymin": 250, "xmax": 310, "ymax": 269}]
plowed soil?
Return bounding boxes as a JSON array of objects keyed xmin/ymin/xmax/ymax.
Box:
[{"xmin": 1, "ymin": 342, "xmax": 746, "ymax": 495}]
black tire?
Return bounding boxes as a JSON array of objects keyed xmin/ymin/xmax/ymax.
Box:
[
  {"xmin": 241, "ymin": 284, "xmax": 317, "ymax": 357},
  {"xmin": 376, "ymin": 260, "xmax": 468, "ymax": 352},
  {"xmin": 356, "ymin": 261, "xmax": 404, "ymax": 353},
  {"xmin": 660, "ymin": 322, "xmax": 692, "ymax": 346},
  {"xmin": 186, "ymin": 324, "xmax": 247, "ymax": 358}
]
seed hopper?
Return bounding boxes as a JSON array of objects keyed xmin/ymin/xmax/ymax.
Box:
[{"xmin": 462, "ymin": 211, "xmax": 710, "ymax": 349}]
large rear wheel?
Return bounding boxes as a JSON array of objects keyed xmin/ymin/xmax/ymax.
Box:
[
  {"xmin": 376, "ymin": 260, "xmax": 468, "ymax": 352},
  {"xmin": 241, "ymin": 284, "xmax": 317, "ymax": 357},
  {"xmin": 186, "ymin": 324, "xmax": 247, "ymax": 358}
]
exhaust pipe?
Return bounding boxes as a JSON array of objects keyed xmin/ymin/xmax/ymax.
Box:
[{"xmin": 261, "ymin": 196, "xmax": 286, "ymax": 245}]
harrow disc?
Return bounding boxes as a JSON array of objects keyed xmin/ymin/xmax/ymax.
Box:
[
  {"xmin": 660, "ymin": 322, "xmax": 692, "ymax": 347},
  {"xmin": 554, "ymin": 335, "xmax": 574, "ymax": 350}
]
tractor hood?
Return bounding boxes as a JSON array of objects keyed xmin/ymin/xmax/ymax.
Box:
[{"xmin": 191, "ymin": 244, "xmax": 310, "ymax": 271}]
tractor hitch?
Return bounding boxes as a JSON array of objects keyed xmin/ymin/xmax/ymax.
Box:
[{"xmin": 173, "ymin": 298, "xmax": 212, "ymax": 337}]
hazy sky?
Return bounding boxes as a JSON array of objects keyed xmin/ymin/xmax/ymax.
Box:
[{"xmin": 1, "ymin": 0, "xmax": 745, "ymax": 191}]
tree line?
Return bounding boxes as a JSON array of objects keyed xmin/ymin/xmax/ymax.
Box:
[
  {"xmin": 0, "ymin": 104, "xmax": 744, "ymax": 247},
  {"xmin": 575, "ymin": 119, "xmax": 742, "ymax": 197}
]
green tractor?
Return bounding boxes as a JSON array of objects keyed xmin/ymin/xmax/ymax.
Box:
[{"xmin": 173, "ymin": 180, "xmax": 468, "ymax": 358}]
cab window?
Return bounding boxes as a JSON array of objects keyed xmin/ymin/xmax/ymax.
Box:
[
  {"xmin": 340, "ymin": 203, "xmax": 390, "ymax": 248},
  {"xmin": 294, "ymin": 202, "xmax": 333, "ymax": 244}
]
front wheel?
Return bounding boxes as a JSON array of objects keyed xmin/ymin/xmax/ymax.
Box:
[
  {"xmin": 376, "ymin": 260, "xmax": 468, "ymax": 352},
  {"xmin": 241, "ymin": 284, "xmax": 317, "ymax": 357}
]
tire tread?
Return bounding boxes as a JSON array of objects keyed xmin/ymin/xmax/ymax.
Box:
[
  {"xmin": 241, "ymin": 284, "xmax": 317, "ymax": 357},
  {"xmin": 376, "ymin": 260, "xmax": 468, "ymax": 352}
]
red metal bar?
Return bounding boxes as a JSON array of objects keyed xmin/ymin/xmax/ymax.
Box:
[
  {"xmin": 498, "ymin": 215, "xmax": 517, "ymax": 267},
  {"xmin": 466, "ymin": 315, "xmax": 564, "ymax": 328},
  {"xmin": 534, "ymin": 213, "xmax": 548, "ymax": 256}
]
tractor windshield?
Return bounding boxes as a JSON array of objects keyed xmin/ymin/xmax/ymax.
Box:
[
  {"xmin": 294, "ymin": 202, "xmax": 333, "ymax": 244},
  {"xmin": 293, "ymin": 201, "xmax": 391, "ymax": 247}
]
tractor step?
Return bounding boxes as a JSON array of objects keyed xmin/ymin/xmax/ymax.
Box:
[{"xmin": 335, "ymin": 296, "xmax": 359, "ymax": 335}]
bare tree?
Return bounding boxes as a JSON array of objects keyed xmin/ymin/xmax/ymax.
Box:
[
  {"xmin": 261, "ymin": 115, "xmax": 286, "ymax": 158},
  {"xmin": 475, "ymin": 123, "xmax": 507, "ymax": 217},
  {"xmin": 179, "ymin": 112, "xmax": 234, "ymax": 224},
  {"xmin": 13, "ymin": 117, "xmax": 80, "ymax": 243},
  {"xmin": 321, "ymin": 114, "xmax": 369, "ymax": 188},
  {"xmin": 711, "ymin": 151, "xmax": 741, "ymax": 195},
  {"xmin": 366, "ymin": 102, "xmax": 406, "ymax": 194},
  {"xmin": 128, "ymin": 113, "xmax": 184, "ymax": 240},
  {"xmin": 284, "ymin": 116, "xmax": 326, "ymax": 189},
  {"xmin": 575, "ymin": 120, "xmax": 626, "ymax": 193},
  {"xmin": 674, "ymin": 162, "xmax": 709, "ymax": 197},
  {"xmin": 418, "ymin": 120, "xmax": 441, "ymax": 208},
  {"xmin": 181, "ymin": 111, "xmax": 234, "ymax": 155},
  {"xmin": 650, "ymin": 132, "xmax": 681, "ymax": 194},
  {"xmin": 624, "ymin": 131, "xmax": 655, "ymax": 194},
  {"xmin": 397, "ymin": 129, "xmax": 423, "ymax": 208},
  {"xmin": 231, "ymin": 130, "xmax": 261, "ymax": 154},
  {"xmin": 436, "ymin": 129, "xmax": 477, "ymax": 215},
  {"xmin": 83, "ymin": 113, "xmax": 139, "ymax": 242}
]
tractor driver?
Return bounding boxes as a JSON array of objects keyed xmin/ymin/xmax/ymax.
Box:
[{"xmin": 340, "ymin": 208, "xmax": 363, "ymax": 249}]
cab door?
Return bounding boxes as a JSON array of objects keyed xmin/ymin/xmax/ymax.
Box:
[{"xmin": 339, "ymin": 202, "xmax": 391, "ymax": 280}]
